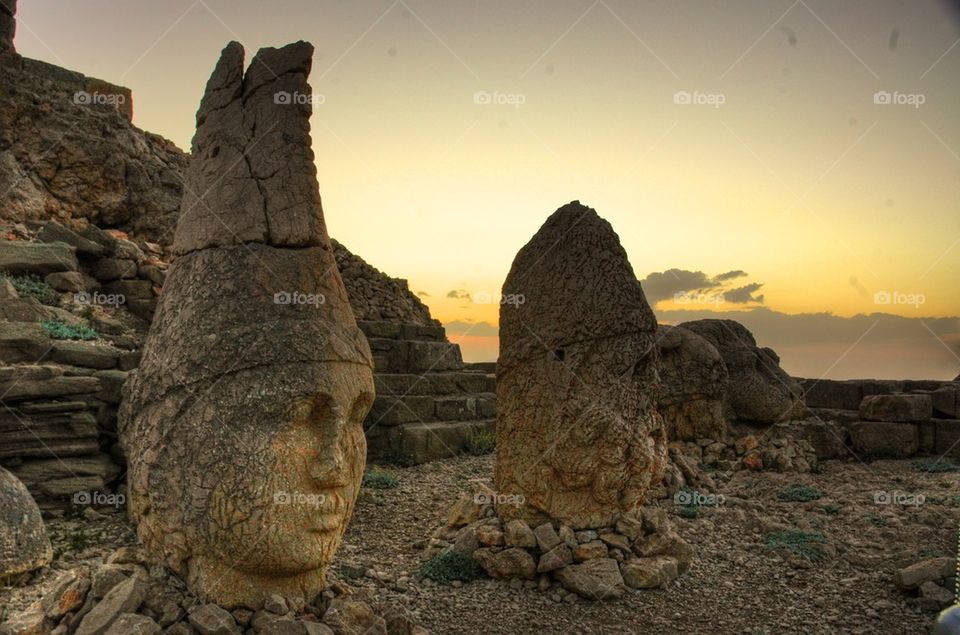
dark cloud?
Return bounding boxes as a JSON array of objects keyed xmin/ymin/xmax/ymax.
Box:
[
  {"xmin": 724, "ymin": 283, "xmax": 765, "ymax": 304},
  {"xmin": 417, "ymin": 290, "xmax": 430, "ymax": 297},
  {"xmin": 714, "ymin": 270, "xmax": 748, "ymax": 282},
  {"xmin": 443, "ymin": 320, "xmax": 499, "ymax": 336},
  {"xmin": 640, "ymin": 269, "xmax": 718, "ymax": 303},
  {"xmin": 446, "ymin": 289, "xmax": 471, "ymax": 300}
]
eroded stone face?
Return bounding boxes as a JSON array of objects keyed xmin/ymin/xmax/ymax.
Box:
[
  {"xmin": 119, "ymin": 41, "xmax": 373, "ymax": 608},
  {"xmin": 493, "ymin": 201, "xmax": 667, "ymax": 530}
]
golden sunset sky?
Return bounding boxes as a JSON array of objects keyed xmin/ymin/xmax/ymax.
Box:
[{"xmin": 14, "ymin": 0, "xmax": 960, "ymax": 377}]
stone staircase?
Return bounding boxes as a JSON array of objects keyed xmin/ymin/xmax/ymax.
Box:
[{"xmin": 358, "ymin": 320, "xmax": 496, "ymax": 464}]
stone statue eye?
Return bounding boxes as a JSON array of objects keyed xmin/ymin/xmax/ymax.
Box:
[{"xmin": 349, "ymin": 392, "xmax": 374, "ymax": 424}]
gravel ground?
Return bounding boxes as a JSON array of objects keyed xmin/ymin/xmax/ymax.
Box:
[{"xmin": 3, "ymin": 454, "xmax": 956, "ymax": 634}]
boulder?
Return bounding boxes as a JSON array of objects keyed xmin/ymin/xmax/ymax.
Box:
[
  {"xmin": 472, "ymin": 547, "xmax": 537, "ymax": 579},
  {"xmin": 0, "ymin": 240, "xmax": 78, "ymax": 275},
  {"xmin": 119, "ymin": 41, "xmax": 374, "ymax": 609},
  {"xmin": 657, "ymin": 324, "xmax": 728, "ymax": 440},
  {"xmin": 859, "ymin": 394, "xmax": 932, "ymax": 422},
  {"xmin": 503, "ymin": 519, "xmax": 537, "ymax": 548},
  {"xmin": 0, "ymin": 467, "xmax": 52, "ymax": 576},
  {"xmin": 104, "ymin": 614, "xmax": 160, "ymax": 635},
  {"xmin": 322, "ymin": 598, "xmax": 387, "ymax": 635},
  {"xmin": 679, "ymin": 319, "xmax": 803, "ymax": 423},
  {"xmin": 894, "ymin": 557, "xmax": 954, "ymax": 589},
  {"xmin": 36, "ymin": 222, "xmax": 106, "ymax": 258},
  {"xmin": 553, "ymin": 558, "xmax": 626, "ymax": 600},
  {"xmin": 494, "ymin": 201, "xmax": 667, "ymax": 529},
  {"xmin": 537, "ymin": 544, "xmax": 573, "ymax": 573},
  {"xmin": 849, "ymin": 421, "xmax": 919, "ymax": 458},
  {"xmin": 75, "ymin": 573, "xmax": 147, "ymax": 635},
  {"xmin": 187, "ymin": 604, "xmax": 241, "ymax": 635},
  {"xmin": 620, "ymin": 555, "xmax": 679, "ymax": 589}
]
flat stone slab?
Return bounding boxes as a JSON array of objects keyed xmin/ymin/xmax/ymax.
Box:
[
  {"xmin": 0, "ymin": 239, "xmax": 78, "ymax": 274},
  {"xmin": 860, "ymin": 394, "xmax": 932, "ymax": 423}
]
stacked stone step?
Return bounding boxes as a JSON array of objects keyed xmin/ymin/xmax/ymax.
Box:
[
  {"xmin": 0, "ymin": 220, "xmax": 156, "ymax": 507},
  {"xmin": 796, "ymin": 378, "xmax": 960, "ymax": 460},
  {"xmin": 0, "ymin": 335, "xmax": 131, "ymax": 508},
  {"xmin": 359, "ymin": 320, "xmax": 496, "ymax": 465}
]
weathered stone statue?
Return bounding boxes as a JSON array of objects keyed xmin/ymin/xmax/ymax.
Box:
[
  {"xmin": 657, "ymin": 324, "xmax": 728, "ymax": 440},
  {"xmin": 119, "ymin": 41, "xmax": 374, "ymax": 608},
  {"xmin": 494, "ymin": 201, "xmax": 667, "ymax": 529},
  {"xmin": 680, "ymin": 319, "xmax": 803, "ymax": 423},
  {"xmin": 0, "ymin": 466, "xmax": 51, "ymax": 578}
]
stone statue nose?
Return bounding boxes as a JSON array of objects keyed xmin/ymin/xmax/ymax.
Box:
[{"xmin": 309, "ymin": 414, "xmax": 348, "ymax": 487}]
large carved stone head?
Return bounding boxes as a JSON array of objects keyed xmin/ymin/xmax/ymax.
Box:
[
  {"xmin": 119, "ymin": 41, "xmax": 373, "ymax": 608},
  {"xmin": 493, "ymin": 201, "xmax": 667, "ymax": 529}
]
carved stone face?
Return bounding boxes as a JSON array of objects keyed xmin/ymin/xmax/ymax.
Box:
[{"xmin": 173, "ymin": 363, "xmax": 373, "ymax": 606}]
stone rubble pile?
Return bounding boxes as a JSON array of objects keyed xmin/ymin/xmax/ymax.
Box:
[
  {"xmin": 0, "ymin": 547, "xmax": 426, "ymax": 635},
  {"xmin": 894, "ymin": 556, "xmax": 957, "ymax": 612},
  {"xmin": 427, "ymin": 492, "xmax": 693, "ymax": 601}
]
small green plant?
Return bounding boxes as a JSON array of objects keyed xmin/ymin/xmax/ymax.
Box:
[
  {"xmin": 418, "ymin": 551, "xmax": 483, "ymax": 583},
  {"xmin": 464, "ymin": 428, "xmax": 496, "ymax": 456},
  {"xmin": 677, "ymin": 506, "xmax": 699, "ymax": 519},
  {"xmin": 66, "ymin": 525, "xmax": 90, "ymax": 552},
  {"xmin": 912, "ymin": 459, "xmax": 960, "ymax": 473},
  {"xmin": 765, "ymin": 530, "xmax": 828, "ymax": 561},
  {"xmin": 822, "ymin": 502, "xmax": 841, "ymax": 515},
  {"xmin": 865, "ymin": 512, "xmax": 888, "ymax": 527},
  {"xmin": 40, "ymin": 319, "xmax": 98, "ymax": 341},
  {"xmin": 776, "ymin": 484, "xmax": 824, "ymax": 502},
  {"xmin": 3, "ymin": 273, "xmax": 59, "ymax": 305},
  {"xmin": 362, "ymin": 467, "xmax": 399, "ymax": 490}
]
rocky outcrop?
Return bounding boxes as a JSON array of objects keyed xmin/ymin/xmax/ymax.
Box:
[
  {"xmin": 429, "ymin": 492, "xmax": 692, "ymax": 600},
  {"xmin": 0, "ymin": 26, "xmax": 186, "ymax": 239},
  {"xmin": 2, "ymin": 546, "xmax": 423, "ymax": 635},
  {"xmin": 0, "ymin": 466, "xmax": 52, "ymax": 577},
  {"xmin": 494, "ymin": 201, "xmax": 666, "ymax": 529},
  {"xmin": 0, "ymin": 0, "xmax": 14, "ymax": 56},
  {"xmin": 657, "ymin": 324, "xmax": 728, "ymax": 441},
  {"xmin": 332, "ymin": 239, "xmax": 437, "ymax": 326},
  {"xmin": 120, "ymin": 41, "xmax": 374, "ymax": 608},
  {"xmin": 680, "ymin": 319, "xmax": 803, "ymax": 424}
]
